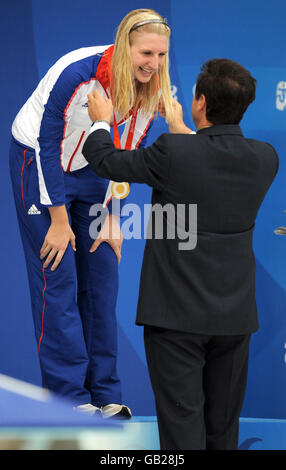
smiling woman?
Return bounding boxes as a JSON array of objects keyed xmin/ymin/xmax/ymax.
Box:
[
  {"xmin": 130, "ymin": 33, "xmax": 168, "ymax": 83},
  {"xmin": 9, "ymin": 7, "xmax": 173, "ymax": 421},
  {"xmin": 111, "ymin": 9, "xmax": 173, "ymax": 123}
]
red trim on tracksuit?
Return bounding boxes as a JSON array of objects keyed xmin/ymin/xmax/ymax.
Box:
[
  {"xmin": 20, "ymin": 148, "xmax": 47, "ymax": 360},
  {"xmin": 60, "ymin": 78, "xmax": 97, "ymax": 169},
  {"xmin": 66, "ymin": 131, "xmax": 86, "ymax": 173},
  {"xmin": 21, "ymin": 149, "xmax": 27, "ymax": 212},
  {"xmin": 38, "ymin": 266, "xmax": 47, "ymax": 355},
  {"xmin": 105, "ymin": 195, "xmax": 113, "ymax": 206}
]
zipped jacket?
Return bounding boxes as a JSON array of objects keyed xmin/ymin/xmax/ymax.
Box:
[{"xmin": 12, "ymin": 45, "xmax": 154, "ymax": 207}]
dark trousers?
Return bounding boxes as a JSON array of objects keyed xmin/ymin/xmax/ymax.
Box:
[{"xmin": 144, "ymin": 325, "xmax": 251, "ymax": 450}]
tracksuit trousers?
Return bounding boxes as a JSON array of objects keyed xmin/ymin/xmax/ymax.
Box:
[{"xmin": 9, "ymin": 137, "xmax": 122, "ymax": 406}]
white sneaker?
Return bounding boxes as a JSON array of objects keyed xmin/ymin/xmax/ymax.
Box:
[
  {"xmin": 101, "ymin": 404, "xmax": 132, "ymax": 420},
  {"xmin": 74, "ymin": 403, "xmax": 102, "ymax": 416}
]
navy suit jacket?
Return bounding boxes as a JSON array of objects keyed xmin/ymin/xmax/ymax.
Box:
[{"xmin": 83, "ymin": 125, "xmax": 279, "ymax": 335}]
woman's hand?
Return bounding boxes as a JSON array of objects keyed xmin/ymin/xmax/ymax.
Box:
[
  {"xmin": 87, "ymin": 89, "xmax": 114, "ymax": 124},
  {"xmin": 40, "ymin": 205, "xmax": 76, "ymax": 271},
  {"xmin": 89, "ymin": 213, "xmax": 123, "ymax": 264},
  {"xmin": 40, "ymin": 223, "xmax": 76, "ymax": 271}
]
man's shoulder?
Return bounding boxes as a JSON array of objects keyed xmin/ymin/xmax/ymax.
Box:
[
  {"xmin": 245, "ymin": 137, "xmax": 278, "ymax": 157},
  {"xmin": 153, "ymin": 132, "xmax": 199, "ymax": 155},
  {"xmin": 157, "ymin": 132, "xmax": 197, "ymax": 143},
  {"xmin": 244, "ymin": 137, "xmax": 279, "ymax": 176}
]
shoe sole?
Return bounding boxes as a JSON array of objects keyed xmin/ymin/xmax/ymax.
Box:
[{"xmin": 103, "ymin": 407, "xmax": 132, "ymax": 420}]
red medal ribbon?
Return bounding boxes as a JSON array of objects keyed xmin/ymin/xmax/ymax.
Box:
[{"xmin": 96, "ymin": 45, "xmax": 139, "ymax": 150}]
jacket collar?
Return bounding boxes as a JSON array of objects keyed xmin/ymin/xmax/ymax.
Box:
[
  {"xmin": 196, "ymin": 124, "xmax": 243, "ymax": 136},
  {"xmin": 95, "ymin": 45, "xmax": 114, "ymax": 92}
]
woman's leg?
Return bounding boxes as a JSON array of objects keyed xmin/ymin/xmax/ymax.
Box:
[
  {"xmin": 9, "ymin": 139, "xmax": 91, "ymax": 405},
  {"xmin": 70, "ymin": 197, "xmax": 122, "ymax": 407}
]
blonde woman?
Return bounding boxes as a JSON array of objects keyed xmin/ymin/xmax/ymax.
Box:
[{"xmin": 9, "ymin": 9, "xmax": 172, "ymax": 418}]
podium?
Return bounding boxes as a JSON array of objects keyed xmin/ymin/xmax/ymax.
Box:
[{"xmin": 1, "ymin": 374, "xmax": 286, "ymax": 450}]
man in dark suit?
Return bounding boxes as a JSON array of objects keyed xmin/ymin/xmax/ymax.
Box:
[{"xmin": 82, "ymin": 59, "xmax": 279, "ymax": 450}]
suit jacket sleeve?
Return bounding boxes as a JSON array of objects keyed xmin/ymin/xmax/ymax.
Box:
[{"xmin": 82, "ymin": 129, "xmax": 170, "ymax": 191}]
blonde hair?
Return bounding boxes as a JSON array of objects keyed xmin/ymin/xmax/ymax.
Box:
[{"xmin": 111, "ymin": 9, "xmax": 173, "ymax": 123}]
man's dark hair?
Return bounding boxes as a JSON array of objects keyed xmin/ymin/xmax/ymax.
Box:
[{"xmin": 195, "ymin": 59, "xmax": 257, "ymax": 125}]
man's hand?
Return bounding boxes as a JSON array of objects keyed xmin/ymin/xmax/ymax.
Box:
[
  {"xmin": 90, "ymin": 213, "xmax": 123, "ymax": 264},
  {"xmin": 159, "ymin": 98, "xmax": 193, "ymax": 134},
  {"xmin": 87, "ymin": 89, "xmax": 114, "ymax": 124}
]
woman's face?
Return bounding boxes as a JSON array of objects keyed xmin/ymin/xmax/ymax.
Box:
[{"xmin": 130, "ymin": 31, "xmax": 169, "ymax": 84}]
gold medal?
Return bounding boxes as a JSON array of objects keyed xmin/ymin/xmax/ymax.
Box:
[{"xmin": 111, "ymin": 182, "xmax": 130, "ymax": 199}]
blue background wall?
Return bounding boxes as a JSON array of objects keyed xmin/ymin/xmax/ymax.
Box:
[{"xmin": 1, "ymin": 0, "xmax": 286, "ymax": 418}]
